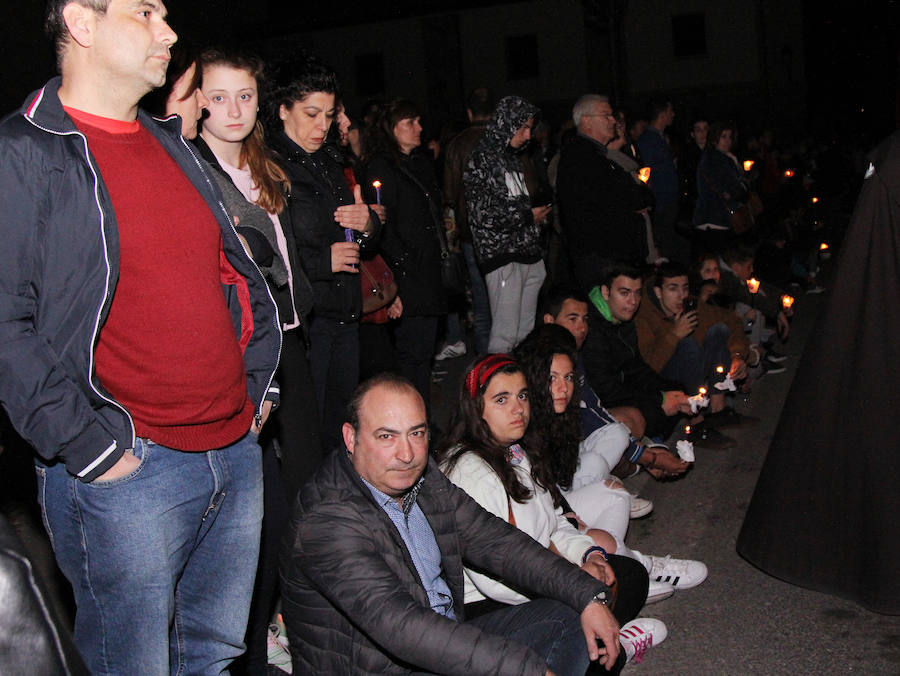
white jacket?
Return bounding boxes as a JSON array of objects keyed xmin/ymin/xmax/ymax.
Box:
[{"xmin": 443, "ymin": 451, "xmax": 594, "ymax": 605}]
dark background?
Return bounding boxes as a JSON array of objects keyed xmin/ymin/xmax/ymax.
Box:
[{"xmin": 2, "ymin": 1, "xmax": 898, "ymax": 144}]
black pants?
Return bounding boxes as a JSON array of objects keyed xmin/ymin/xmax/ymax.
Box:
[{"xmin": 238, "ymin": 329, "xmax": 324, "ymax": 676}]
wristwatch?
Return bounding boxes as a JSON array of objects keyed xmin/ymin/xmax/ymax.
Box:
[{"xmin": 590, "ymin": 590, "xmax": 610, "ymax": 607}]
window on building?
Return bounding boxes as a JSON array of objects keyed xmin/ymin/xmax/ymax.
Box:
[
  {"xmin": 672, "ymin": 13, "xmax": 707, "ymax": 58},
  {"xmin": 356, "ymin": 52, "xmax": 385, "ymax": 96},
  {"xmin": 506, "ymin": 34, "xmax": 539, "ymax": 80}
]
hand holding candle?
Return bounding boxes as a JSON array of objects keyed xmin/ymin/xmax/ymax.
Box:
[
  {"xmin": 747, "ymin": 278, "xmax": 760, "ymax": 294},
  {"xmin": 714, "ymin": 365, "xmax": 737, "ymax": 391},
  {"xmin": 638, "ymin": 167, "xmax": 651, "ymax": 183},
  {"xmin": 687, "ymin": 387, "xmax": 709, "ymax": 413},
  {"xmin": 372, "ymin": 180, "xmax": 382, "ymax": 205},
  {"xmin": 781, "ymin": 294, "xmax": 795, "ymax": 310},
  {"xmin": 676, "ymin": 439, "xmax": 695, "ymax": 462}
]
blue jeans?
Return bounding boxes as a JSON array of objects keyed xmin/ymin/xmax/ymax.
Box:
[
  {"xmin": 468, "ymin": 598, "xmax": 599, "ymax": 676},
  {"xmin": 37, "ymin": 432, "xmax": 263, "ymax": 675},
  {"xmin": 661, "ymin": 322, "xmax": 732, "ymax": 393}
]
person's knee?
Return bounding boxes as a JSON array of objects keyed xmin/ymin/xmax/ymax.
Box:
[{"xmin": 610, "ymin": 406, "xmax": 645, "ymax": 439}]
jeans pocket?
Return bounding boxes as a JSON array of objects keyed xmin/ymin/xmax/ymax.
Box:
[
  {"xmin": 88, "ymin": 439, "xmax": 151, "ymax": 488},
  {"xmin": 34, "ymin": 466, "xmax": 55, "ymax": 550}
]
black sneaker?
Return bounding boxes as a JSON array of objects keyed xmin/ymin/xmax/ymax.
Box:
[
  {"xmin": 765, "ymin": 349, "xmax": 789, "ymax": 363},
  {"xmin": 691, "ymin": 424, "xmax": 737, "ymax": 449},
  {"xmin": 762, "ymin": 358, "xmax": 787, "ymax": 374}
]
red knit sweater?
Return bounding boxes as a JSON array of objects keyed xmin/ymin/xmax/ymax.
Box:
[{"xmin": 69, "ymin": 108, "xmax": 253, "ymax": 451}]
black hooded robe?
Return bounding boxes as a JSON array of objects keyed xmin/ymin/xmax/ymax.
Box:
[{"xmin": 736, "ymin": 131, "xmax": 900, "ymax": 615}]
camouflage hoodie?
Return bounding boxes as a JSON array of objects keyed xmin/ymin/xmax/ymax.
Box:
[{"xmin": 463, "ymin": 95, "xmax": 542, "ymax": 274}]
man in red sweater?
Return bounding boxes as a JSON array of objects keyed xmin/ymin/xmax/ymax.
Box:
[{"xmin": 0, "ymin": 1, "xmax": 280, "ymax": 673}]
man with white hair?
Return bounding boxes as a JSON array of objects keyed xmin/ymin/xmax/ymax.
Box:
[{"xmin": 557, "ymin": 94, "xmax": 654, "ymax": 289}]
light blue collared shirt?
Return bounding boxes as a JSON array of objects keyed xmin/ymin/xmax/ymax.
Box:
[{"xmin": 362, "ymin": 477, "xmax": 457, "ymax": 619}]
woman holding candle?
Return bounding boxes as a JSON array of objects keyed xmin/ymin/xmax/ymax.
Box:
[
  {"xmin": 360, "ymin": 99, "xmax": 447, "ymax": 415},
  {"xmin": 437, "ymin": 355, "xmax": 668, "ymax": 670},
  {"xmin": 268, "ymin": 56, "xmax": 382, "ymax": 450}
]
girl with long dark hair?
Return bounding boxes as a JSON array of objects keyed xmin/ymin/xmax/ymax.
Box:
[{"xmin": 437, "ymin": 355, "xmax": 666, "ymax": 669}]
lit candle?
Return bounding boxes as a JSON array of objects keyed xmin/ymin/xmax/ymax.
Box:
[
  {"xmin": 811, "ymin": 196, "xmax": 819, "ymax": 204},
  {"xmin": 784, "ymin": 169, "xmax": 795, "ymax": 178},
  {"xmin": 372, "ymin": 180, "xmax": 382, "ymax": 205},
  {"xmin": 638, "ymin": 167, "xmax": 651, "ymax": 183},
  {"xmin": 684, "ymin": 425, "xmax": 692, "ymax": 435},
  {"xmin": 743, "ymin": 160, "xmax": 755, "ymax": 172},
  {"xmin": 782, "ymin": 295, "xmax": 795, "ymax": 310},
  {"xmin": 716, "ymin": 366, "xmax": 725, "ymax": 375},
  {"xmin": 687, "ymin": 389, "xmax": 709, "ymax": 413},
  {"xmin": 747, "ymin": 278, "xmax": 760, "ymax": 294},
  {"xmin": 819, "ymin": 242, "xmax": 829, "ymax": 251}
]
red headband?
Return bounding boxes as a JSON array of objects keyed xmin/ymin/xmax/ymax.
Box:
[{"xmin": 465, "ymin": 354, "xmax": 516, "ymax": 398}]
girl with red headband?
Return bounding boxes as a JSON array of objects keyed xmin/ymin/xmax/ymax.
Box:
[{"xmin": 437, "ymin": 354, "xmax": 667, "ymax": 669}]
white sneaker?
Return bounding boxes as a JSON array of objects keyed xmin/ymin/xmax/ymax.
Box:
[
  {"xmin": 629, "ymin": 493, "xmax": 653, "ymax": 518},
  {"xmin": 645, "ymin": 579, "xmax": 674, "ymax": 604},
  {"xmin": 619, "ymin": 617, "xmax": 667, "ymax": 663},
  {"xmin": 435, "ymin": 340, "xmax": 467, "ymax": 360},
  {"xmin": 267, "ymin": 623, "xmax": 292, "ymax": 673},
  {"xmin": 646, "ymin": 554, "xmax": 708, "ymax": 590}
]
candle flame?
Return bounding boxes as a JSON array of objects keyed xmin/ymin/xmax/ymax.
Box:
[
  {"xmin": 638, "ymin": 167, "xmax": 651, "ymax": 183},
  {"xmin": 782, "ymin": 295, "xmax": 795, "ymax": 309},
  {"xmin": 819, "ymin": 242, "xmax": 829, "ymax": 250},
  {"xmin": 743, "ymin": 160, "xmax": 755, "ymax": 171},
  {"xmin": 698, "ymin": 387, "xmax": 707, "ymax": 396},
  {"xmin": 747, "ymin": 278, "xmax": 761, "ymax": 293},
  {"xmin": 716, "ymin": 366, "xmax": 725, "ymax": 374},
  {"xmin": 784, "ymin": 169, "xmax": 795, "ymax": 178},
  {"xmin": 684, "ymin": 425, "xmax": 692, "ymax": 435},
  {"xmin": 372, "ymin": 180, "xmax": 382, "ymax": 188},
  {"xmin": 811, "ymin": 196, "xmax": 819, "ymax": 204}
]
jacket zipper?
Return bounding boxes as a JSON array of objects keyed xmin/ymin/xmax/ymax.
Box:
[
  {"xmin": 179, "ymin": 135, "xmax": 283, "ymax": 421},
  {"xmin": 23, "ymin": 114, "xmax": 136, "ymax": 464}
]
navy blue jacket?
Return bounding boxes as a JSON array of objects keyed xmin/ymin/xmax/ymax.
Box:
[{"xmin": 0, "ymin": 78, "xmax": 281, "ymax": 482}]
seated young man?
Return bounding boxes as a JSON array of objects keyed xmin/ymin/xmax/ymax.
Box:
[
  {"xmin": 579, "ymin": 264, "xmax": 691, "ymax": 442},
  {"xmin": 718, "ymin": 243, "xmax": 793, "ymax": 373},
  {"xmin": 541, "ymin": 286, "xmax": 688, "ymax": 485},
  {"xmin": 634, "ymin": 262, "xmax": 758, "ymax": 435}
]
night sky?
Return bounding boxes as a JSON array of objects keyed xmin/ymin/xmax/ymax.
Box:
[{"xmin": 1, "ymin": 1, "xmax": 897, "ymax": 142}]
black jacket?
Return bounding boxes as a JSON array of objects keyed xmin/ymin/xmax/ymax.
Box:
[
  {"xmin": 270, "ymin": 132, "xmax": 381, "ymax": 323},
  {"xmin": 362, "ymin": 150, "xmax": 447, "ymax": 316},
  {"xmin": 280, "ymin": 451, "xmax": 607, "ymax": 675},
  {"xmin": 557, "ymin": 134, "xmax": 653, "ymax": 281},
  {"xmin": 581, "ymin": 290, "xmax": 677, "ymax": 415},
  {"xmin": 0, "ymin": 78, "xmax": 281, "ymax": 482}
]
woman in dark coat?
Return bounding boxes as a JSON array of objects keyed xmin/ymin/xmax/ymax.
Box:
[
  {"xmin": 268, "ymin": 57, "xmax": 382, "ymax": 450},
  {"xmin": 737, "ymin": 131, "xmax": 900, "ymax": 615},
  {"xmin": 361, "ymin": 99, "xmax": 447, "ymax": 414},
  {"xmin": 693, "ymin": 122, "xmax": 748, "ymax": 253}
]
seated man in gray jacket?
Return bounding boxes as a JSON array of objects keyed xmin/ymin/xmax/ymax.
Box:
[{"xmin": 280, "ymin": 373, "xmax": 621, "ymax": 675}]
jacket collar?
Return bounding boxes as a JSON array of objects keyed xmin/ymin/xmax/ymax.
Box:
[{"xmin": 23, "ymin": 76, "xmax": 182, "ymax": 138}]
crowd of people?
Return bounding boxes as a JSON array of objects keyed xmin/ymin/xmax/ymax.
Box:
[{"xmin": 0, "ymin": 1, "xmax": 841, "ymax": 675}]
